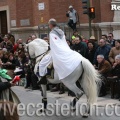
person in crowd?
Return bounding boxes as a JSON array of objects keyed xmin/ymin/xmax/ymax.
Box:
[
  {"xmin": 71, "ymin": 37, "xmax": 76, "ymax": 49},
  {"xmin": 81, "ymin": 36, "xmax": 87, "ymax": 48},
  {"xmin": 72, "ymin": 30, "xmax": 79, "ymax": 40},
  {"xmin": 102, "ymin": 34, "xmax": 112, "ymax": 45},
  {"xmin": 24, "ymin": 63, "xmax": 32, "ymax": 89},
  {"xmin": 108, "ymin": 55, "xmax": 120, "ymax": 99},
  {"xmin": 19, "ymin": 52, "xmax": 29, "ymax": 71},
  {"xmin": 89, "ymin": 36, "xmax": 98, "ymax": 50},
  {"xmin": 6, "ymin": 40, "xmax": 13, "ymax": 53},
  {"xmin": 13, "ymin": 39, "xmax": 25, "ymax": 52},
  {"xmin": 16, "ymin": 43, "xmax": 25, "ymax": 55},
  {"xmin": 101, "ymin": 34, "xmax": 108, "ymax": 41},
  {"xmin": 1, "ymin": 52, "xmax": 9, "ymax": 64},
  {"xmin": 26, "ymin": 36, "xmax": 32, "ymax": 44},
  {"xmin": 82, "ymin": 38, "xmax": 88, "ymax": 44},
  {"xmin": 7, "ymin": 33, "xmax": 15, "ymax": 45},
  {"xmin": 30, "ymin": 60, "xmax": 40, "ymax": 90},
  {"xmin": 109, "ymin": 40, "xmax": 120, "ymax": 65},
  {"xmin": 66, "ymin": 39, "xmax": 72, "ymax": 49},
  {"xmin": 13, "ymin": 39, "xmax": 18, "ymax": 52},
  {"xmin": 14, "ymin": 51, "xmax": 19, "ymax": 59},
  {"xmin": 86, "ymin": 41, "xmax": 96, "ymax": 64},
  {"xmin": 0, "ymin": 51, "xmax": 4, "ymax": 60},
  {"xmin": 97, "ymin": 55, "xmax": 111, "ymax": 97},
  {"xmin": 107, "ymin": 33, "xmax": 115, "ymax": 47},
  {"xmin": 18, "ymin": 52, "xmax": 29, "ymax": 87},
  {"xmin": 17, "ymin": 39, "xmax": 23, "ymax": 44},
  {"xmin": 31, "ymin": 34, "xmax": 37, "ymax": 40},
  {"xmin": 73, "ymin": 35, "xmax": 87, "ymax": 57},
  {"xmin": 1, "ymin": 36, "xmax": 9, "ymax": 48},
  {"xmin": 94, "ymin": 39, "xmax": 111, "ymax": 66},
  {"xmin": 66, "ymin": 5, "xmax": 78, "ymax": 31},
  {"xmin": 81, "ymin": 35, "xmax": 88, "ymax": 44},
  {"xmin": 3, "ymin": 53, "xmax": 20, "ymax": 70}
]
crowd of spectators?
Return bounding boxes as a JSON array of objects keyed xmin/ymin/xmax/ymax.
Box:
[
  {"xmin": 0, "ymin": 33, "xmax": 39, "ymax": 91},
  {"xmin": 67, "ymin": 32, "xmax": 120, "ymax": 100}
]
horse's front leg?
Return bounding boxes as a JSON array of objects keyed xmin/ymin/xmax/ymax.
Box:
[{"xmin": 40, "ymin": 84, "xmax": 47, "ymax": 112}]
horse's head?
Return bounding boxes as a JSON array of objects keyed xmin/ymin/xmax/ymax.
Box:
[{"xmin": 27, "ymin": 38, "xmax": 49, "ymax": 59}]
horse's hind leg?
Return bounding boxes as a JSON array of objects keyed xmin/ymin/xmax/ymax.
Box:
[
  {"xmin": 82, "ymin": 103, "xmax": 91, "ymax": 118},
  {"xmin": 61, "ymin": 78, "xmax": 83, "ymax": 111}
]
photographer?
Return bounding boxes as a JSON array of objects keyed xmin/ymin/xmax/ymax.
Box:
[{"xmin": 66, "ymin": 5, "xmax": 78, "ymax": 31}]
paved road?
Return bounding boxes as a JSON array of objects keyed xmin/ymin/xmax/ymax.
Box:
[{"xmin": 12, "ymin": 86, "xmax": 120, "ymax": 120}]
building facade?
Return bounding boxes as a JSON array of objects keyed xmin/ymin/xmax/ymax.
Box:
[{"xmin": 0, "ymin": 0, "xmax": 119, "ymax": 41}]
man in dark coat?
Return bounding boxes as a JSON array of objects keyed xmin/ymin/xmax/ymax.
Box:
[
  {"xmin": 73, "ymin": 35, "xmax": 87, "ymax": 57},
  {"xmin": 107, "ymin": 33, "xmax": 115, "ymax": 47},
  {"xmin": 97, "ymin": 55, "xmax": 112, "ymax": 97},
  {"xmin": 94, "ymin": 39, "xmax": 111, "ymax": 66}
]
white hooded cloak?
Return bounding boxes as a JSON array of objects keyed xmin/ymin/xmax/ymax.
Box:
[{"xmin": 50, "ymin": 27, "xmax": 83, "ymax": 80}]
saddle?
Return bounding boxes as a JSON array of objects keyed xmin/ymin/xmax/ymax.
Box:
[
  {"xmin": 46, "ymin": 63, "xmax": 54, "ymax": 79},
  {"xmin": 36, "ymin": 63, "xmax": 54, "ymax": 79}
]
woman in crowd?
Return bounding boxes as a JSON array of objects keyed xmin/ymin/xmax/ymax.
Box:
[
  {"xmin": 14, "ymin": 51, "xmax": 28, "ymax": 84},
  {"xmin": 14, "ymin": 51, "xmax": 19, "ymax": 59},
  {"xmin": 86, "ymin": 41, "xmax": 96, "ymax": 64},
  {"xmin": 16, "ymin": 43, "xmax": 24, "ymax": 55},
  {"xmin": 2, "ymin": 53, "xmax": 20, "ymax": 78},
  {"xmin": 1, "ymin": 52, "xmax": 9, "ymax": 64},
  {"xmin": 6, "ymin": 40, "xmax": 13, "ymax": 53},
  {"xmin": 5, "ymin": 53, "xmax": 20, "ymax": 69}
]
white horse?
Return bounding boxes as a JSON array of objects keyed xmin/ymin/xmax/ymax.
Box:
[{"xmin": 27, "ymin": 38, "xmax": 101, "ymax": 117}]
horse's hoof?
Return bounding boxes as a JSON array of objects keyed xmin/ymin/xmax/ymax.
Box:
[
  {"xmin": 70, "ymin": 108, "xmax": 76, "ymax": 113},
  {"xmin": 82, "ymin": 113, "xmax": 89, "ymax": 118},
  {"xmin": 40, "ymin": 109, "xmax": 46, "ymax": 113}
]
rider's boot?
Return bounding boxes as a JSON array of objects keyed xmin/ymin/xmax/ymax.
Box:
[{"xmin": 37, "ymin": 76, "xmax": 47, "ymax": 85}]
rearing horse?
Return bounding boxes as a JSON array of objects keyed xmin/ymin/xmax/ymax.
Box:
[{"xmin": 27, "ymin": 38, "xmax": 101, "ymax": 117}]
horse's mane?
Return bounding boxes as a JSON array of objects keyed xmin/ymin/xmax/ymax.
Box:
[
  {"xmin": 28, "ymin": 38, "xmax": 49, "ymax": 58},
  {"xmin": 34, "ymin": 38, "xmax": 49, "ymax": 47},
  {"xmin": 31, "ymin": 38, "xmax": 49, "ymax": 47}
]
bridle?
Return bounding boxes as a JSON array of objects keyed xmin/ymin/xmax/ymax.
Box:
[
  {"xmin": 34, "ymin": 50, "xmax": 49, "ymax": 60},
  {"xmin": 27, "ymin": 45, "xmax": 49, "ymax": 63}
]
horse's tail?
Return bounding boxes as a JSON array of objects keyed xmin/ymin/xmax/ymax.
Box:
[{"xmin": 81, "ymin": 58, "xmax": 101, "ymax": 104}]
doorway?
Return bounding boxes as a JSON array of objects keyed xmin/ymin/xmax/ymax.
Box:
[{"xmin": 0, "ymin": 10, "xmax": 8, "ymax": 35}]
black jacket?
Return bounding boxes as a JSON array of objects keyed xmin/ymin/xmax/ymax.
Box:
[
  {"xmin": 112, "ymin": 64, "xmax": 120, "ymax": 78},
  {"xmin": 73, "ymin": 42, "xmax": 87, "ymax": 57},
  {"xmin": 3, "ymin": 58, "xmax": 20, "ymax": 70},
  {"xmin": 86, "ymin": 48, "xmax": 96, "ymax": 64}
]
